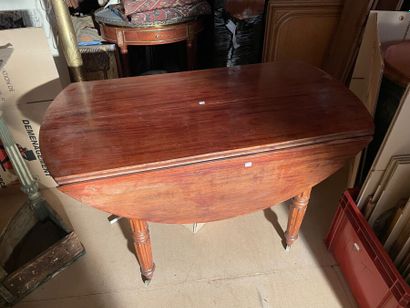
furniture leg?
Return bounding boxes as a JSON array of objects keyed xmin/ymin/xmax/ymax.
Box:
[
  {"xmin": 284, "ymin": 188, "xmax": 312, "ymax": 250},
  {"xmin": 112, "ymin": 46, "xmax": 124, "ymax": 78},
  {"xmin": 120, "ymin": 47, "xmax": 130, "ymax": 77},
  {"xmin": 186, "ymin": 38, "xmax": 197, "ymax": 70},
  {"xmin": 129, "ymin": 218, "xmax": 155, "ymax": 283}
]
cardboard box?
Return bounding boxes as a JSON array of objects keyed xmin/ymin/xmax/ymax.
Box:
[
  {"xmin": 0, "ymin": 28, "xmax": 62, "ymax": 108},
  {"xmin": 0, "ymin": 27, "xmax": 62, "ymax": 188},
  {"xmin": 1, "ymin": 100, "xmax": 57, "ymax": 188}
]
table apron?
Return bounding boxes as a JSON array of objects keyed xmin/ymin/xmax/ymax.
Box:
[
  {"xmin": 59, "ymin": 137, "xmax": 370, "ymax": 223},
  {"xmin": 100, "ymin": 22, "xmax": 204, "ymax": 46}
]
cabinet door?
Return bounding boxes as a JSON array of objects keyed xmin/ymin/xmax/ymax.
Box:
[{"xmin": 262, "ymin": 0, "xmax": 342, "ymax": 68}]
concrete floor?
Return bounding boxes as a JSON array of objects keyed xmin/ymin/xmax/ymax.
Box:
[{"xmin": 1, "ymin": 168, "xmax": 357, "ymax": 308}]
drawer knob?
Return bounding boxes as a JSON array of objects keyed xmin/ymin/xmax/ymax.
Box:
[{"xmin": 353, "ymin": 242, "xmax": 360, "ymax": 252}]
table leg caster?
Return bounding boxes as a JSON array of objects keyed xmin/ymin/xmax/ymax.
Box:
[
  {"xmin": 144, "ymin": 279, "xmax": 151, "ymax": 286},
  {"xmin": 141, "ymin": 263, "xmax": 155, "ymax": 284}
]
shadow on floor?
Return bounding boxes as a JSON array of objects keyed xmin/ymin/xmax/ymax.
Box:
[
  {"xmin": 263, "ymin": 206, "xmax": 287, "ymax": 249},
  {"xmin": 118, "ymin": 218, "xmax": 134, "ymax": 254},
  {"xmin": 263, "ymin": 167, "xmax": 355, "ymax": 307}
]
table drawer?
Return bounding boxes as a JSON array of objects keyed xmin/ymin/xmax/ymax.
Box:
[
  {"xmin": 326, "ymin": 190, "xmax": 409, "ymax": 307},
  {"xmin": 124, "ymin": 27, "xmax": 188, "ymax": 44}
]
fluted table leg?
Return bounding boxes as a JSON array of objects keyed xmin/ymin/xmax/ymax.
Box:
[
  {"xmin": 284, "ymin": 188, "xmax": 312, "ymax": 250},
  {"xmin": 129, "ymin": 218, "xmax": 155, "ymax": 283}
]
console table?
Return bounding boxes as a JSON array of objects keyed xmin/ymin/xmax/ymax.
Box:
[{"xmin": 40, "ymin": 61, "xmax": 374, "ymax": 283}]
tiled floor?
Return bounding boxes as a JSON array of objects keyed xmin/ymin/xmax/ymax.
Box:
[{"xmin": 1, "ymin": 168, "xmax": 357, "ymax": 308}]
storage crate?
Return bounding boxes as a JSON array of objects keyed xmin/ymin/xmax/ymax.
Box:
[
  {"xmin": 0, "ymin": 200, "xmax": 85, "ymax": 306},
  {"xmin": 326, "ymin": 190, "xmax": 410, "ymax": 308}
]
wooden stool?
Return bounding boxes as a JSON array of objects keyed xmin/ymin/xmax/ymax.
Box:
[{"xmin": 99, "ymin": 19, "xmax": 204, "ymax": 76}]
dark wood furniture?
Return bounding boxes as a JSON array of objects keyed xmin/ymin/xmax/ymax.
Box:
[
  {"xmin": 98, "ymin": 19, "xmax": 204, "ymax": 76},
  {"xmin": 262, "ymin": 0, "xmax": 343, "ymax": 69},
  {"xmin": 39, "ymin": 61, "xmax": 374, "ymax": 283},
  {"xmin": 323, "ymin": 0, "xmax": 377, "ymax": 83}
]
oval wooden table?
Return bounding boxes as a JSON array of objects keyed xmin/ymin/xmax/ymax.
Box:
[
  {"xmin": 40, "ymin": 61, "xmax": 374, "ymax": 283},
  {"xmin": 99, "ymin": 19, "xmax": 204, "ymax": 76}
]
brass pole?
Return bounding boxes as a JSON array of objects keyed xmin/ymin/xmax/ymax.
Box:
[{"xmin": 49, "ymin": 0, "xmax": 85, "ymax": 82}]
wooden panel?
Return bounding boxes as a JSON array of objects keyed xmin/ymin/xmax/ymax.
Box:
[
  {"xmin": 0, "ymin": 203, "xmax": 37, "ymax": 266},
  {"xmin": 349, "ymin": 13, "xmax": 384, "ymax": 116},
  {"xmin": 322, "ymin": 0, "xmax": 376, "ymax": 83},
  {"xmin": 60, "ymin": 137, "xmax": 370, "ymax": 223},
  {"xmin": 3, "ymin": 232, "xmax": 84, "ymax": 298},
  {"xmin": 40, "ymin": 61, "xmax": 374, "ymax": 185},
  {"xmin": 262, "ymin": 1, "xmax": 341, "ymax": 68}
]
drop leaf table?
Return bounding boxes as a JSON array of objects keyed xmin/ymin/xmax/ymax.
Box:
[{"xmin": 40, "ymin": 61, "xmax": 374, "ymax": 283}]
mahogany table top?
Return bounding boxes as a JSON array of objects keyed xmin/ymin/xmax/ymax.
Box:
[{"xmin": 40, "ymin": 61, "xmax": 373, "ymax": 185}]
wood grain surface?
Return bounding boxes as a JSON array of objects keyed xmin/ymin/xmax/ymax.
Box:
[
  {"xmin": 40, "ymin": 61, "xmax": 373, "ymax": 185},
  {"xmin": 59, "ymin": 137, "xmax": 370, "ymax": 223}
]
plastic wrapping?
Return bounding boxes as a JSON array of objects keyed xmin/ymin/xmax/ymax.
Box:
[{"xmin": 213, "ymin": 2, "xmax": 264, "ymax": 67}]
